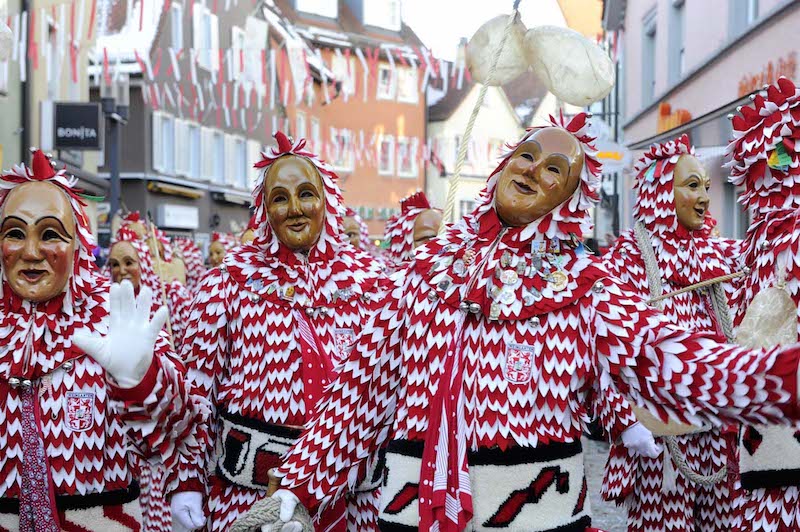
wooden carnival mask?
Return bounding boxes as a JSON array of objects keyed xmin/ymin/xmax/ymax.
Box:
[
  {"xmin": 264, "ymin": 155, "xmax": 326, "ymax": 251},
  {"xmin": 108, "ymin": 241, "xmax": 142, "ymax": 291},
  {"xmin": 673, "ymin": 154, "xmax": 711, "ymax": 232},
  {"xmin": 208, "ymin": 240, "xmax": 226, "ymax": 267},
  {"xmin": 0, "ymin": 182, "xmax": 77, "ymax": 302},
  {"xmin": 240, "ymin": 228, "xmax": 256, "ymax": 245},
  {"xmin": 343, "ymin": 216, "xmax": 362, "ymax": 249},
  {"xmin": 413, "ymin": 209, "xmax": 443, "ymax": 249},
  {"xmin": 494, "ymin": 127, "xmax": 584, "ymax": 227}
]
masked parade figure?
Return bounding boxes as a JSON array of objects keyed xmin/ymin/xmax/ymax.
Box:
[
  {"xmin": 344, "ymin": 207, "xmax": 383, "ymax": 258},
  {"xmin": 106, "ymin": 226, "xmax": 184, "ymax": 532},
  {"xmin": 173, "ymin": 237, "xmax": 207, "ymax": 296},
  {"xmin": 382, "ymin": 191, "xmax": 442, "ymax": 274},
  {"xmin": 208, "ymin": 232, "xmax": 237, "ymax": 268},
  {"xmin": 239, "ymin": 216, "xmax": 259, "ymax": 246},
  {"xmin": 0, "ymin": 151, "xmax": 209, "ymax": 532},
  {"xmin": 178, "ymin": 133, "xmax": 386, "ymax": 531},
  {"xmin": 266, "ymin": 113, "xmax": 800, "ymax": 532},
  {"xmin": 111, "ymin": 214, "xmax": 192, "ymax": 350},
  {"xmin": 600, "ymin": 135, "xmax": 742, "ymax": 531},
  {"xmin": 726, "ymin": 77, "xmax": 800, "ymax": 531}
]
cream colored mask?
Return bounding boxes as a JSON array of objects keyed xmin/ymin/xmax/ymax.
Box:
[{"xmin": 0, "ymin": 182, "xmax": 77, "ymax": 302}]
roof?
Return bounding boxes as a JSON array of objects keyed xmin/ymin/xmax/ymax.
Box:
[
  {"xmin": 427, "ymin": 71, "xmax": 474, "ymax": 122},
  {"xmin": 427, "ymin": 68, "xmax": 549, "ymax": 127},
  {"xmin": 502, "ymin": 71, "xmax": 549, "ymax": 126}
]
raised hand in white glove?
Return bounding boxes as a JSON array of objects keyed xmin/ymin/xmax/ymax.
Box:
[
  {"xmin": 621, "ymin": 422, "xmax": 662, "ymax": 459},
  {"xmin": 171, "ymin": 491, "xmax": 206, "ymax": 532},
  {"xmin": 270, "ymin": 489, "xmax": 304, "ymax": 532},
  {"xmin": 73, "ymin": 280, "xmax": 168, "ymax": 388}
]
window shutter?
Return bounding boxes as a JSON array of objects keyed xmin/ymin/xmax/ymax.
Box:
[
  {"xmin": 152, "ymin": 112, "xmax": 163, "ymax": 173},
  {"xmin": 210, "ymin": 14, "xmax": 220, "ymax": 71},
  {"xmin": 247, "ymin": 140, "xmax": 261, "ymax": 191},
  {"xmin": 192, "ymin": 8, "xmax": 203, "ymax": 58},
  {"xmin": 224, "ymin": 134, "xmax": 236, "ymax": 186},
  {"xmin": 200, "ymin": 127, "xmax": 212, "ymax": 180}
]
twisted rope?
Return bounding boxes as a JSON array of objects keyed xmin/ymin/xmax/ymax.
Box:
[
  {"xmin": 439, "ymin": 1, "xmax": 522, "ymax": 233},
  {"xmin": 633, "ymin": 221, "xmax": 728, "ymax": 486},
  {"xmin": 229, "ymin": 497, "xmax": 314, "ymax": 532},
  {"xmin": 647, "ymin": 271, "xmax": 745, "ymax": 306}
]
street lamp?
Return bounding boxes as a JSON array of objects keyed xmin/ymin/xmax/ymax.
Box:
[{"xmin": 101, "ymin": 72, "xmax": 129, "ymax": 224}]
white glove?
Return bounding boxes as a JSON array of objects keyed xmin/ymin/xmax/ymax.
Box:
[
  {"xmin": 621, "ymin": 422, "xmax": 662, "ymax": 458},
  {"xmin": 73, "ymin": 280, "xmax": 168, "ymax": 388},
  {"xmin": 170, "ymin": 491, "xmax": 206, "ymax": 531},
  {"xmin": 270, "ymin": 489, "xmax": 304, "ymax": 532}
]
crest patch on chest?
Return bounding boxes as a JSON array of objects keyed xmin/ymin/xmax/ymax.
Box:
[
  {"xmin": 65, "ymin": 391, "xmax": 95, "ymax": 432},
  {"xmin": 334, "ymin": 328, "xmax": 356, "ymax": 358},
  {"xmin": 504, "ymin": 343, "xmax": 538, "ymax": 384}
]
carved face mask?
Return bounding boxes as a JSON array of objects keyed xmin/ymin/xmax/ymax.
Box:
[
  {"xmin": 264, "ymin": 155, "xmax": 326, "ymax": 251},
  {"xmin": 673, "ymin": 154, "xmax": 711, "ymax": 232},
  {"xmin": 1, "ymin": 182, "xmax": 77, "ymax": 302},
  {"xmin": 343, "ymin": 216, "xmax": 362, "ymax": 249},
  {"xmin": 208, "ymin": 241, "xmax": 226, "ymax": 267},
  {"xmin": 494, "ymin": 127, "xmax": 584, "ymax": 227},
  {"xmin": 413, "ymin": 209, "xmax": 443, "ymax": 249},
  {"xmin": 240, "ymin": 229, "xmax": 256, "ymax": 245},
  {"xmin": 108, "ymin": 241, "xmax": 142, "ymax": 290}
]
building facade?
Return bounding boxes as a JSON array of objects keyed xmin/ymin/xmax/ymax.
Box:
[
  {"xmin": 93, "ymin": 0, "xmax": 280, "ymax": 254},
  {"xmin": 426, "ymin": 76, "xmax": 521, "ymax": 222},
  {"xmin": 604, "ymin": 0, "xmax": 799, "ymax": 237},
  {"xmin": 274, "ymin": 0, "xmax": 427, "ymax": 239}
]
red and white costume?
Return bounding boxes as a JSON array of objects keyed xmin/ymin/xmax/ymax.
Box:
[
  {"xmin": 275, "ymin": 113, "xmax": 800, "ymax": 532},
  {"xmin": 173, "ymin": 237, "xmax": 207, "ymax": 296},
  {"xmin": 600, "ymin": 136, "xmax": 742, "ymax": 531},
  {"xmin": 112, "ymin": 216, "xmax": 192, "ymax": 350},
  {"xmin": 345, "ymin": 207, "xmax": 383, "ymax": 258},
  {"xmin": 0, "ymin": 154, "xmax": 210, "ymax": 532},
  {"xmin": 382, "ymin": 191, "xmax": 438, "ymax": 275},
  {"xmin": 106, "ymin": 226, "xmax": 180, "ymax": 532},
  {"xmin": 181, "ymin": 134, "xmax": 385, "ymax": 531},
  {"xmin": 727, "ymin": 77, "xmax": 800, "ymax": 532}
]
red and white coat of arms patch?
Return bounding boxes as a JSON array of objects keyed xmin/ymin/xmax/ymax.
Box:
[
  {"xmin": 504, "ymin": 343, "xmax": 537, "ymax": 384},
  {"xmin": 65, "ymin": 391, "xmax": 95, "ymax": 432},
  {"xmin": 334, "ymin": 328, "xmax": 356, "ymax": 362}
]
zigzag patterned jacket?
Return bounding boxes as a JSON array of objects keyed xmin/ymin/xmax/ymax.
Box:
[
  {"xmin": 0, "ymin": 275, "xmax": 211, "ymax": 507},
  {"xmin": 276, "ymin": 204, "xmax": 800, "ymax": 530}
]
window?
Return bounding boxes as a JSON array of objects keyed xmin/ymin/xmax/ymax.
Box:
[
  {"xmin": 171, "ymin": 3, "xmax": 183, "ymax": 49},
  {"xmin": 309, "ymin": 118, "xmax": 321, "ymax": 154},
  {"xmin": 488, "ymin": 138, "xmax": 504, "ymax": 164},
  {"xmin": 642, "ymin": 11, "xmax": 657, "ymax": 105},
  {"xmin": 244, "ymin": 17, "xmax": 269, "ymax": 86},
  {"xmin": 213, "ymin": 130, "xmax": 225, "ymax": 183},
  {"xmin": 746, "ymin": 0, "xmax": 758, "ymax": 24},
  {"xmin": 330, "ymin": 128, "xmax": 354, "ymax": 171},
  {"xmin": 152, "ymin": 112, "xmax": 175, "ymax": 175},
  {"xmin": 377, "ymin": 64, "xmax": 396, "ymax": 100},
  {"xmin": 188, "ymin": 123, "xmax": 201, "ymax": 179},
  {"xmin": 396, "ymin": 66, "xmax": 419, "ymax": 103},
  {"xmin": 296, "ymin": 111, "xmax": 307, "ymax": 141},
  {"xmin": 47, "ymin": 23, "xmax": 60, "ymax": 100},
  {"xmin": 729, "ymin": 0, "xmax": 758, "ymax": 38},
  {"xmin": 668, "ymin": 0, "xmax": 685, "ymax": 84},
  {"xmin": 231, "ymin": 26, "xmax": 246, "ymax": 80},
  {"xmin": 193, "ymin": 6, "xmax": 219, "ymax": 71},
  {"xmin": 175, "ymin": 119, "xmax": 190, "ymax": 176},
  {"xmin": 295, "ymin": 0, "xmax": 337, "ymax": 18},
  {"xmin": 246, "ymin": 140, "xmax": 262, "ymax": 191},
  {"xmin": 331, "ymin": 54, "xmax": 357, "ymax": 96},
  {"xmin": 363, "ymin": 0, "xmax": 401, "ymax": 31},
  {"xmin": 378, "ymin": 135, "xmax": 395, "ymax": 175},
  {"xmin": 396, "ymin": 137, "xmax": 418, "ymax": 177},
  {"xmin": 225, "ymin": 135, "xmax": 247, "ymax": 188}
]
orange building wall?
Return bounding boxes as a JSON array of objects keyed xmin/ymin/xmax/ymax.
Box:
[{"xmin": 283, "ymin": 49, "xmax": 426, "ymax": 238}]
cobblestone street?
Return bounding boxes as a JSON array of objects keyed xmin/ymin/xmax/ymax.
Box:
[{"xmin": 584, "ymin": 437, "xmax": 627, "ymax": 532}]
